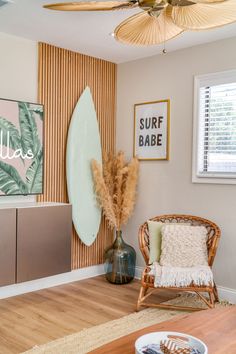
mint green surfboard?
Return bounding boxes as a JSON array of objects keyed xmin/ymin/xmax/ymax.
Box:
[{"xmin": 66, "ymin": 87, "xmax": 102, "ymax": 246}]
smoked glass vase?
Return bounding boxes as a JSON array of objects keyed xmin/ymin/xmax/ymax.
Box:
[{"xmin": 104, "ymin": 230, "xmax": 136, "ymax": 284}]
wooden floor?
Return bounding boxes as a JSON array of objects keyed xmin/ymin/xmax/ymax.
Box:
[{"xmin": 0, "ymin": 276, "xmax": 174, "ymax": 354}]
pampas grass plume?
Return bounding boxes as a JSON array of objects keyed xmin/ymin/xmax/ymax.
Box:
[{"xmin": 91, "ymin": 152, "xmax": 139, "ymax": 230}]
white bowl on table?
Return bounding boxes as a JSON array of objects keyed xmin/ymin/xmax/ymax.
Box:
[{"xmin": 135, "ymin": 331, "xmax": 208, "ymax": 354}]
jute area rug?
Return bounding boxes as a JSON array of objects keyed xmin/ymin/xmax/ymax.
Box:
[{"xmin": 23, "ymin": 294, "xmax": 230, "ymax": 354}]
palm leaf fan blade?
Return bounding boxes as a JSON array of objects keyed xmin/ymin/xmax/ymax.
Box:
[
  {"xmin": 114, "ymin": 8, "xmax": 183, "ymax": 46},
  {"xmin": 171, "ymin": 0, "xmax": 236, "ymax": 30},
  {"xmin": 193, "ymin": 0, "xmax": 227, "ymax": 3},
  {"xmin": 44, "ymin": 1, "xmax": 137, "ymax": 11}
]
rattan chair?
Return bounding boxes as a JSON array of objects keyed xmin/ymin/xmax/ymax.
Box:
[{"xmin": 137, "ymin": 214, "xmax": 221, "ymax": 312}]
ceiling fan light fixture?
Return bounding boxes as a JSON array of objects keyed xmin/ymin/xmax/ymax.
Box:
[
  {"xmin": 44, "ymin": 1, "xmax": 138, "ymax": 11},
  {"xmin": 43, "ymin": 0, "xmax": 236, "ymax": 47}
]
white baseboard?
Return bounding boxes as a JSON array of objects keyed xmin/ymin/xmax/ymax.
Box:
[
  {"xmin": 134, "ymin": 266, "xmax": 236, "ymax": 304},
  {"xmin": 135, "ymin": 266, "xmax": 143, "ymax": 280},
  {"xmin": 0, "ymin": 264, "xmax": 105, "ymax": 299},
  {"xmin": 217, "ymin": 286, "xmax": 236, "ymax": 304},
  {"xmin": 1, "ymin": 265, "xmax": 236, "ymax": 304}
]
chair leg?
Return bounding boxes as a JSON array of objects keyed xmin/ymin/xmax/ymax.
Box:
[
  {"xmin": 136, "ymin": 285, "xmax": 147, "ymax": 312},
  {"xmin": 213, "ymin": 283, "xmax": 219, "ymax": 302},
  {"xmin": 208, "ymin": 291, "xmax": 215, "ymax": 308},
  {"xmin": 196, "ymin": 290, "xmax": 215, "ymax": 309}
]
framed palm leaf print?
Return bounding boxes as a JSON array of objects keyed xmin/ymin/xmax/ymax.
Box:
[{"xmin": 0, "ymin": 98, "xmax": 44, "ymax": 196}]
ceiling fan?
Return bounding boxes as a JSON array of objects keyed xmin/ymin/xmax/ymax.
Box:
[{"xmin": 44, "ymin": 0, "xmax": 236, "ymax": 46}]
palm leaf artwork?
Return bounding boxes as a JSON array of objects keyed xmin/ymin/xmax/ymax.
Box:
[
  {"xmin": 18, "ymin": 102, "xmax": 41, "ymax": 156},
  {"xmin": 0, "ymin": 160, "xmax": 28, "ymax": 195},
  {"xmin": 0, "ymin": 101, "xmax": 43, "ymax": 196},
  {"xmin": 0, "ymin": 116, "xmax": 22, "ymax": 151},
  {"xmin": 29, "ymin": 105, "xmax": 44, "ymax": 121},
  {"xmin": 26, "ymin": 148, "xmax": 43, "ymax": 193}
]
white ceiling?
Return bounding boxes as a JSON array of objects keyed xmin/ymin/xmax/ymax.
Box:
[{"xmin": 0, "ymin": 0, "xmax": 236, "ymax": 63}]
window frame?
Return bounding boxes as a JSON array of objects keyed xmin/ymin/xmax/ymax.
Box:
[{"xmin": 192, "ymin": 69, "xmax": 236, "ymax": 185}]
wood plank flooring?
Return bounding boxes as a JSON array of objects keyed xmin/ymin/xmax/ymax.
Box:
[{"xmin": 0, "ymin": 276, "xmax": 174, "ymax": 354}]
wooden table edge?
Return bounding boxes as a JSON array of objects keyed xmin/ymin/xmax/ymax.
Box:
[{"xmin": 90, "ymin": 307, "xmax": 236, "ymax": 354}]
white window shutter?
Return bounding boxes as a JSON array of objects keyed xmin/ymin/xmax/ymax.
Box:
[{"xmin": 193, "ymin": 70, "xmax": 236, "ymax": 184}]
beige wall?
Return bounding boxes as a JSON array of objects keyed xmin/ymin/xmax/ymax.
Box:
[
  {"xmin": 0, "ymin": 32, "xmax": 37, "ymax": 204},
  {"xmin": 0, "ymin": 32, "xmax": 37, "ymax": 102},
  {"xmin": 117, "ymin": 37, "xmax": 236, "ymax": 290}
]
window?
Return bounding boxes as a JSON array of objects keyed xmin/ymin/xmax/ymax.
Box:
[{"xmin": 193, "ymin": 70, "xmax": 236, "ymax": 184}]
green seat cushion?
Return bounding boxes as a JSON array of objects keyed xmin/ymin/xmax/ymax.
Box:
[{"xmin": 147, "ymin": 220, "xmax": 163, "ymax": 264}]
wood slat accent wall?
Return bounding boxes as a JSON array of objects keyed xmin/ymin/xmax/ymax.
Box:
[{"xmin": 37, "ymin": 43, "xmax": 116, "ymax": 269}]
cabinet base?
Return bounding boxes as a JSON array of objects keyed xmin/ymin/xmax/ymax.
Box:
[{"xmin": 0, "ymin": 264, "xmax": 105, "ymax": 299}]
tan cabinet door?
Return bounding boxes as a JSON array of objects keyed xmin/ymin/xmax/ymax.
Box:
[
  {"xmin": 0, "ymin": 208, "xmax": 16, "ymax": 286},
  {"xmin": 17, "ymin": 205, "xmax": 72, "ymax": 283}
]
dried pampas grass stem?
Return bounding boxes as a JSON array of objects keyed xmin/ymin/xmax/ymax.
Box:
[
  {"xmin": 91, "ymin": 159, "xmax": 117, "ymax": 229},
  {"xmin": 91, "ymin": 151, "xmax": 139, "ymax": 230},
  {"xmin": 121, "ymin": 157, "xmax": 139, "ymax": 226}
]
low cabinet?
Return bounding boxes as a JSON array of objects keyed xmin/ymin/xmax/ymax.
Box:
[
  {"xmin": 0, "ymin": 203, "xmax": 72, "ymax": 287},
  {"xmin": 0, "ymin": 209, "xmax": 16, "ymax": 286}
]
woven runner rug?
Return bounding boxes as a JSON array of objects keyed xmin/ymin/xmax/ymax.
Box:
[{"xmin": 23, "ymin": 294, "xmax": 231, "ymax": 354}]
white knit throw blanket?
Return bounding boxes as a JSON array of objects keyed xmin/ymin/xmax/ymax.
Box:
[{"xmin": 150, "ymin": 262, "xmax": 213, "ymax": 288}]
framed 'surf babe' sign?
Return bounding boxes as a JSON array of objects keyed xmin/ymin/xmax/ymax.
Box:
[
  {"xmin": 0, "ymin": 98, "xmax": 44, "ymax": 196},
  {"xmin": 134, "ymin": 99, "xmax": 170, "ymax": 161}
]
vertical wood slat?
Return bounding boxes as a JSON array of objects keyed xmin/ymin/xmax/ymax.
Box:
[{"xmin": 38, "ymin": 43, "xmax": 116, "ymax": 269}]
